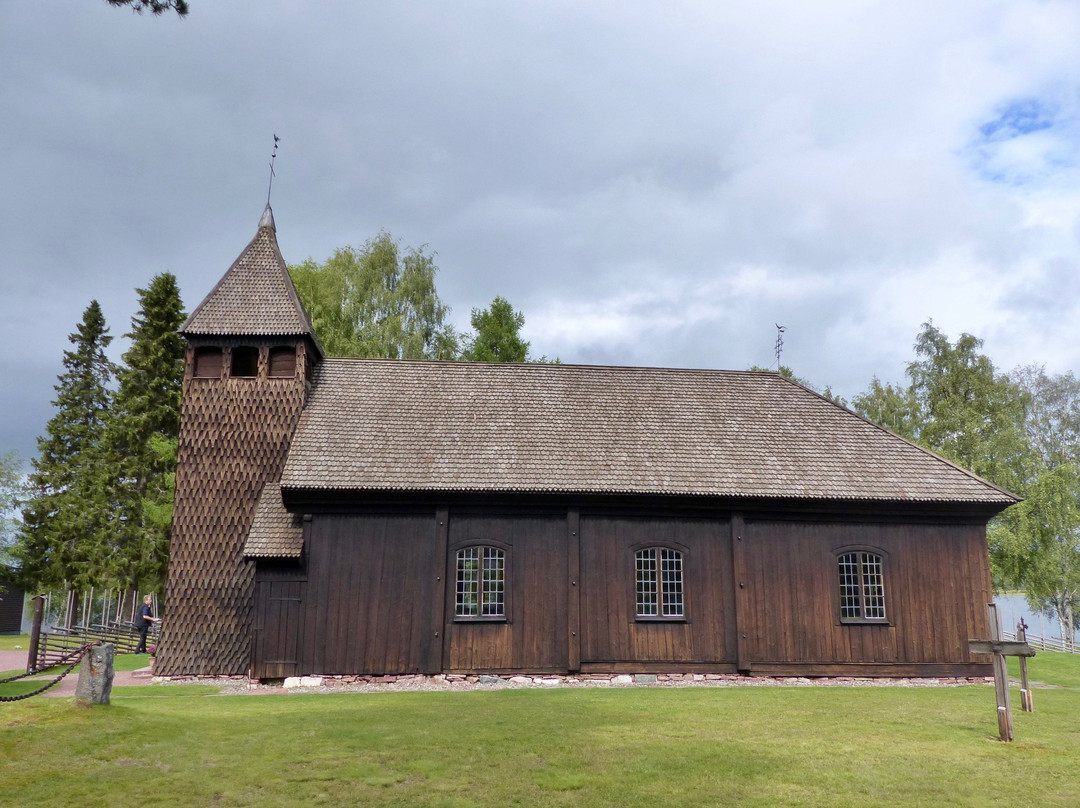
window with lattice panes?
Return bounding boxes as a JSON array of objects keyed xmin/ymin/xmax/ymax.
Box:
[
  {"xmin": 838, "ymin": 551, "xmax": 887, "ymax": 622},
  {"xmin": 635, "ymin": 547, "xmax": 684, "ymax": 619},
  {"xmin": 455, "ymin": 546, "xmax": 505, "ymax": 619}
]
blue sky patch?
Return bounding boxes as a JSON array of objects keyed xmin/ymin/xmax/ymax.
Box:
[
  {"xmin": 979, "ymin": 98, "xmax": 1055, "ymax": 141},
  {"xmin": 968, "ymin": 96, "xmax": 1076, "ymax": 186}
]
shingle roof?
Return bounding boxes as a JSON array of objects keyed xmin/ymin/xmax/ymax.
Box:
[
  {"xmin": 244, "ymin": 482, "xmax": 304, "ymax": 558},
  {"xmin": 279, "ymin": 360, "xmax": 1019, "ymax": 506},
  {"xmin": 181, "ymin": 206, "xmax": 322, "ymax": 357}
]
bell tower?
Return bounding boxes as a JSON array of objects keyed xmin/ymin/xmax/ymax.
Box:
[{"xmin": 156, "ymin": 205, "xmax": 322, "ymax": 676}]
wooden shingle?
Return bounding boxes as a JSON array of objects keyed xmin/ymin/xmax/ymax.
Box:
[{"xmin": 281, "ymin": 359, "xmax": 1017, "ymax": 505}]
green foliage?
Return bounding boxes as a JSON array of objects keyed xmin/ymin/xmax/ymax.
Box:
[
  {"xmin": 1000, "ymin": 367, "xmax": 1080, "ymax": 642},
  {"xmin": 105, "ymin": 0, "xmax": 189, "ymax": 16},
  {"xmin": 0, "ymin": 450, "xmax": 27, "ymax": 568},
  {"xmin": 290, "ymin": 232, "xmax": 459, "ymax": 360},
  {"xmin": 853, "ymin": 325, "xmax": 1080, "ymax": 608},
  {"xmin": 461, "ymin": 296, "xmax": 558, "ymax": 363},
  {"xmin": 140, "ymin": 435, "xmax": 177, "ymax": 538},
  {"xmin": 106, "ymin": 274, "xmax": 186, "ymax": 592},
  {"xmin": 462, "ymin": 296, "xmax": 529, "ymax": 363},
  {"xmin": 14, "ymin": 279, "xmax": 184, "ymax": 594},
  {"xmin": 15, "ymin": 302, "xmax": 116, "ymax": 590},
  {"xmin": 906, "ymin": 322, "xmax": 1031, "ymax": 491},
  {"xmin": 855, "ymin": 322, "xmax": 1031, "ymax": 490},
  {"xmin": 1010, "ymin": 464, "xmax": 1080, "ymax": 646},
  {"xmin": 1012, "ymin": 365, "xmax": 1080, "ymax": 471},
  {"xmin": 852, "ymin": 377, "xmax": 920, "ymax": 441}
]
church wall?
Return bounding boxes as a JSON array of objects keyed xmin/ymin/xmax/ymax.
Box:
[
  {"xmin": 740, "ymin": 519, "xmax": 993, "ymax": 677},
  {"xmin": 250, "ymin": 502, "xmax": 994, "ymax": 679}
]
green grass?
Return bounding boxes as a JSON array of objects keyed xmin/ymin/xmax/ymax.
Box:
[
  {"xmin": 2, "ymin": 653, "xmax": 1079, "ymax": 808},
  {"xmin": 1009, "ymin": 648, "xmax": 1080, "ymax": 689},
  {"xmin": 0, "ymin": 633, "xmax": 29, "ymax": 651}
]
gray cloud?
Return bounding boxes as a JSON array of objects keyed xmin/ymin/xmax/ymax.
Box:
[{"xmin": 3, "ymin": 1, "xmax": 1080, "ymax": 465}]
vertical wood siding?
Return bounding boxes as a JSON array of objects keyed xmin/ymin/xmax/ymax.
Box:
[
  {"xmin": 298, "ymin": 513, "xmax": 443, "ymax": 675},
  {"xmin": 446, "ymin": 514, "xmax": 568, "ymax": 672},
  {"xmin": 245, "ymin": 507, "xmax": 994, "ymax": 678},
  {"xmin": 579, "ymin": 515, "xmax": 733, "ymax": 665},
  {"xmin": 740, "ymin": 520, "xmax": 992, "ymax": 668}
]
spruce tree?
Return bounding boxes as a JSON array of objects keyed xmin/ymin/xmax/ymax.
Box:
[
  {"xmin": 462, "ymin": 297, "xmax": 530, "ymax": 363},
  {"xmin": 16, "ymin": 301, "xmax": 116, "ymax": 590},
  {"xmin": 107, "ymin": 273, "xmax": 186, "ymax": 591}
]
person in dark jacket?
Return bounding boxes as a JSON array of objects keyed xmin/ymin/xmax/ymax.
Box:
[{"xmin": 135, "ymin": 594, "xmax": 161, "ymax": 654}]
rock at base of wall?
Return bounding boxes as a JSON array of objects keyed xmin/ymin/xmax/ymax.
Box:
[{"xmin": 75, "ymin": 644, "xmax": 115, "ymax": 705}]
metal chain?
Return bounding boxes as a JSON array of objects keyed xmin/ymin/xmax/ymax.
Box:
[{"xmin": 0, "ymin": 644, "xmax": 92, "ymax": 703}]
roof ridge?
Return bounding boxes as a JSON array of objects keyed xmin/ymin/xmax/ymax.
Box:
[{"xmin": 318, "ymin": 357, "xmax": 782, "ymax": 377}]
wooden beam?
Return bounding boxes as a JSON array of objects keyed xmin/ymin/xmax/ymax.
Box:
[
  {"xmin": 435, "ymin": 507, "xmax": 450, "ymax": 674},
  {"xmin": 967, "ymin": 640, "xmax": 1036, "ymax": 657},
  {"xmin": 731, "ymin": 512, "xmax": 750, "ymax": 673},
  {"xmin": 984, "ymin": 603, "xmax": 1016, "ymax": 742},
  {"xmin": 567, "ymin": 508, "xmax": 581, "ymax": 673}
]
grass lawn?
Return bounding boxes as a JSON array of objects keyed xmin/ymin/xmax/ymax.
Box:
[
  {"xmin": 1, "ymin": 654, "xmax": 1079, "ymax": 807},
  {"xmin": 0, "ymin": 633, "xmax": 30, "ymax": 651}
]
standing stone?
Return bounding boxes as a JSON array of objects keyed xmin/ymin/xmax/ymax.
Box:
[{"xmin": 75, "ymin": 644, "xmax": 115, "ymax": 705}]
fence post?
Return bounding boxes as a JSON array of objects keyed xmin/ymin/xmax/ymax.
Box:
[{"xmin": 26, "ymin": 595, "xmax": 45, "ymax": 675}]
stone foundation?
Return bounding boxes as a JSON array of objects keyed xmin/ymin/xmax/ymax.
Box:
[{"xmin": 152, "ymin": 671, "xmax": 994, "ymax": 692}]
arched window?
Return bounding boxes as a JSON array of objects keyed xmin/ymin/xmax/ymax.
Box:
[
  {"xmin": 838, "ymin": 550, "xmax": 887, "ymax": 623},
  {"xmin": 268, "ymin": 346, "xmax": 297, "ymax": 378},
  {"xmin": 192, "ymin": 347, "xmax": 223, "ymax": 378},
  {"xmin": 455, "ymin": 546, "xmax": 505, "ymax": 619},
  {"xmin": 635, "ymin": 547, "xmax": 684, "ymax": 619},
  {"xmin": 230, "ymin": 346, "xmax": 259, "ymax": 378}
]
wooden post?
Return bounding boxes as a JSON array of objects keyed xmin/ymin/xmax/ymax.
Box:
[
  {"xmin": 730, "ymin": 512, "xmax": 750, "ymax": 673},
  {"xmin": 26, "ymin": 594, "xmax": 44, "ymax": 675},
  {"xmin": 567, "ymin": 508, "xmax": 581, "ymax": 673},
  {"xmin": 969, "ymin": 604, "xmax": 1034, "ymax": 742},
  {"xmin": 988, "ymin": 604, "xmax": 1013, "ymax": 742},
  {"xmin": 435, "ymin": 507, "xmax": 450, "ymax": 674},
  {"xmin": 1017, "ymin": 619, "xmax": 1033, "ymax": 713}
]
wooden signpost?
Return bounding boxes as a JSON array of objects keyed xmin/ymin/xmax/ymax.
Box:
[{"xmin": 969, "ymin": 603, "xmax": 1035, "ymax": 742}]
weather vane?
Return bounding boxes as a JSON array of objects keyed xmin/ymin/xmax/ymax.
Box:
[
  {"xmin": 266, "ymin": 134, "xmax": 280, "ymax": 206},
  {"xmin": 775, "ymin": 324, "xmax": 786, "ymax": 370}
]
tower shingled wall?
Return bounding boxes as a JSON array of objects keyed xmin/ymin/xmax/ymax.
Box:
[{"xmin": 156, "ymin": 338, "xmax": 311, "ymax": 676}]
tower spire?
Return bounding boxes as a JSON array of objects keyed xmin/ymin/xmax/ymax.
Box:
[{"xmin": 266, "ymin": 133, "xmax": 279, "ymax": 207}]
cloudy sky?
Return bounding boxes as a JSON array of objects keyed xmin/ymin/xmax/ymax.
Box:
[{"xmin": 3, "ymin": 1, "xmax": 1080, "ymax": 463}]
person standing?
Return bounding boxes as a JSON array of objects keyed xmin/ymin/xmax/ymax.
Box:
[{"xmin": 135, "ymin": 594, "xmax": 161, "ymax": 654}]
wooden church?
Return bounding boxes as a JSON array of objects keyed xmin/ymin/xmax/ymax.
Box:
[{"xmin": 156, "ymin": 206, "xmax": 1019, "ymax": 680}]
